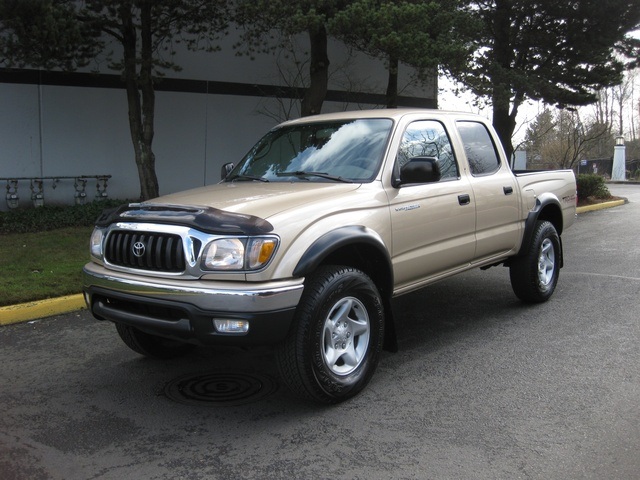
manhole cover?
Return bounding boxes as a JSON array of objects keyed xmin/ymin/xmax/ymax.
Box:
[{"xmin": 164, "ymin": 371, "xmax": 278, "ymax": 406}]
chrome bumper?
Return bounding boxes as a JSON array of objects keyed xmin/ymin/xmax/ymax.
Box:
[
  {"xmin": 82, "ymin": 262, "xmax": 304, "ymax": 346},
  {"xmin": 83, "ymin": 262, "xmax": 304, "ymax": 312}
]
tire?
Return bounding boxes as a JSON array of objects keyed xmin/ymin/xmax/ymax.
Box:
[
  {"xmin": 276, "ymin": 266, "xmax": 384, "ymax": 404},
  {"xmin": 510, "ymin": 220, "xmax": 561, "ymax": 303},
  {"xmin": 115, "ymin": 323, "xmax": 195, "ymax": 359}
]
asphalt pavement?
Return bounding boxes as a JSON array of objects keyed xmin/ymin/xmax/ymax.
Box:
[{"xmin": 0, "ymin": 184, "xmax": 638, "ymax": 479}]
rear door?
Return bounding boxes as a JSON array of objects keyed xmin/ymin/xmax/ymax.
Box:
[{"xmin": 456, "ymin": 121, "xmax": 521, "ymax": 261}]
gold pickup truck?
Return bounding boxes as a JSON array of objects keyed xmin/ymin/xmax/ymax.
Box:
[{"xmin": 83, "ymin": 109, "xmax": 576, "ymax": 403}]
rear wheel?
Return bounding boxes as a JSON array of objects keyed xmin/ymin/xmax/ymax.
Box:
[
  {"xmin": 510, "ymin": 220, "xmax": 560, "ymax": 303},
  {"xmin": 276, "ymin": 266, "xmax": 384, "ymax": 404},
  {"xmin": 115, "ymin": 323, "xmax": 195, "ymax": 359}
]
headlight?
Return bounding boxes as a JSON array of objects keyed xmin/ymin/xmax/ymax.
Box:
[
  {"xmin": 201, "ymin": 236, "xmax": 278, "ymax": 271},
  {"xmin": 202, "ymin": 238, "xmax": 244, "ymax": 270},
  {"xmin": 90, "ymin": 228, "xmax": 104, "ymax": 260}
]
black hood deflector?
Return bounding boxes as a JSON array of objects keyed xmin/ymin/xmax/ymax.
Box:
[{"xmin": 95, "ymin": 203, "xmax": 273, "ymax": 235}]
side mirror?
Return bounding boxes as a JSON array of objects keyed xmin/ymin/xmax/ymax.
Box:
[
  {"xmin": 221, "ymin": 162, "xmax": 234, "ymax": 181},
  {"xmin": 395, "ymin": 156, "xmax": 441, "ymax": 186}
]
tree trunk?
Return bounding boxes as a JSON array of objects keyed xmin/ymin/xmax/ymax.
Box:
[
  {"xmin": 138, "ymin": 1, "xmax": 158, "ymax": 200},
  {"xmin": 119, "ymin": 2, "xmax": 159, "ymax": 201},
  {"xmin": 492, "ymin": 93, "xmax": 518, "ymax": 163},
  {"xmin": 301, "ymin": 24, "xmax": 329, "ymax": 117},
  {"xmin": 386, "ymin": 55, "xmax": 399, "ymax": 108},
  {"xmin": 490, "ymin": 0, "xmax": 516, "ymax": 163}
]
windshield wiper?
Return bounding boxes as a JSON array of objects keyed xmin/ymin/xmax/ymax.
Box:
[
  {"xmin": 276, "ymin": 171, "xmax": 351, "ymax": 183},
  {"xmin": 228, "ymin": 174, "xmax": 269, "ymax": 182}
]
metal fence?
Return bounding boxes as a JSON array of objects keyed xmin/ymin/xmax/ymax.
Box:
[{"xmin": 2, "ymin": 175, "xmax": 111, "ymax": 209}]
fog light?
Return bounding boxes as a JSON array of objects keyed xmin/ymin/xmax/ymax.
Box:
[{"xmin": 213, "ymin": 319, "xmax": 249, "ymax": 334}]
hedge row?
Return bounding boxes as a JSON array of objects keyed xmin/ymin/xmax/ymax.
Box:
[
  {"xmin": 0, "ymin": 199, "xmax": 124, "ymax": 235},
  {"xmin": 576, "ymin": 174, "xmax": 611, "ymax": 201}
]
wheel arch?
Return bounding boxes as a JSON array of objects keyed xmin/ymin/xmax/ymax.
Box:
[
  {"xmin": 516, "ymin": 193, "xmax": 564, "ymax": 265},
  {"xmin": 293, "ymin": 226, "xmax": 398, "ymax": 352}
]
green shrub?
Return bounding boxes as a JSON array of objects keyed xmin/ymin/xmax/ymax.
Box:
[
  {"xmin": 576, "ymin": 174, "xmax": 611, "ymax": 200},
  {"xmin": 0, "ymin": 199, "xmax": 124, "ymax": 235}
]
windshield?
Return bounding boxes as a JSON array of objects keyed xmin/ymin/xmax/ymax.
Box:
[{"xmin": 227, "ymin": 118, "xmax": 393, "ymax": 183}]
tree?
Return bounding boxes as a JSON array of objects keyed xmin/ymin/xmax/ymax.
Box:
[
  {"xmin": 236, "ymin": 0, "xmax": 351, "ymax": 117},
  {"xmin": 524, "ymin": 108, "xmax": 610, "ymax": 170},
  {"xmin": 237, "ymin": 0, "xmax": 471, "ymax": 113},
  {"xmin": 458, "ymin": 0, "xmax": 640, "ymax": 162},
  {"xmin": 1, "ymin": 0, "xmax": 229, "ymax": 200},
  {"xmin": 329, "ymin": 0, "xmax": 473, "ymax": 108},
  {"xmin": 0, "ymin": 0, "xmax": 101, "ymax": 69},
  {"xmin": 581, "ymin": 69, "xmax": 640, "ymax": 158},
  {"xmin": 522, "ymin": 108, "xmax": 556, "ymax": 167}
]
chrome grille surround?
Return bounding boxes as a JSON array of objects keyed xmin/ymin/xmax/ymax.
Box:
[{"xmin": 98, "ymin": 222, "xmax": 236, "ymax": 278}]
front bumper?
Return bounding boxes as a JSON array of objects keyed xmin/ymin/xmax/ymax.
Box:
[{"xmin": 82, "ymin": 262, "xmax": 304, "ymax": 346}]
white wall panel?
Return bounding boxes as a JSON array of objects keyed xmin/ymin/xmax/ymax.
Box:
[
  {"xmin": 40, "ymin": 85, "xmax": 137, "ymax": 204},
  {"xmin": 0, "ymin": 84, "xmax": 41, "ymax": 177}
]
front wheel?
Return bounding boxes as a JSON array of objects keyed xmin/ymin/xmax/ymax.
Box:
[
  {"xmin": 276, "ymin": 266, "xmax": 384, "ymax": 404},
  {"xmin": 510, "ymin": 220, "xmax": 561, "ymax": 303}
]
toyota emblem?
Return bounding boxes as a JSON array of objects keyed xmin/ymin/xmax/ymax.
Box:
[{"xmin": 132, "ymin": 241, "xmax": 146, "ymax": 257}]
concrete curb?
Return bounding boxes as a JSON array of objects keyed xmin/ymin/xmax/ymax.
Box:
[
  {"xmin": 0, "ymin": 197, "xmax": 629, "ymax": 327},
  {"xmin": 0, "ymin": 294, "xmax": 85, "ymax": 326},
  {"xmin": 576, "ymin": 198, "xmax": 626, "ymax": 214}
]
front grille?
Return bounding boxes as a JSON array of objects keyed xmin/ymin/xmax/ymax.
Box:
[{"xmin": 105, "ymin": 230, "xmax": 185, "ymax": 272}]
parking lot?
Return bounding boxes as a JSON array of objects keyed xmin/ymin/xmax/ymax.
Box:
[{"xmin": 1, "ymin": 185, "xmax": 639, "ymax": 480}]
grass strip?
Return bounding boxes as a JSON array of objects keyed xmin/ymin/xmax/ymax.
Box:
[{"xmin": 0, "ymin": 226, "xmax": 93, "ymax": 307}]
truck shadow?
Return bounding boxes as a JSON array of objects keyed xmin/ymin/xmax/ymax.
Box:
[
  {"xmin": 390, "ymin": 268, "xmax": 536, "ymax": 351},
  {"xmin": 110, "ymin": 268, "xmax": 542, "ymax": 409}
]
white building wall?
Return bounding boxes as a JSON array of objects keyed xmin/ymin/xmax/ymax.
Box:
[
  {"xmin": 0, "ymin": 34, "xmax": 436, "ymax": 211},
  {"xmin": 1, "ymin": 83, "xmax": 42, "ymax": 177}
]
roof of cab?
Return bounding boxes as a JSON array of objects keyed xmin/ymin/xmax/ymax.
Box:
[{"xmin": 277, "ymin": 108, "xmax": 485, "ymax": 127}]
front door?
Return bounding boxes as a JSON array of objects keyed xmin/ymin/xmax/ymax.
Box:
[{"xmin": 388, "ymin": 119, "xmax": 477, "ymax": 293}]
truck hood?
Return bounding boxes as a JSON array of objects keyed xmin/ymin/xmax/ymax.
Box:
[{"xmin": 151, "ymin": 182, "xmax": 361, "ymax": 220}]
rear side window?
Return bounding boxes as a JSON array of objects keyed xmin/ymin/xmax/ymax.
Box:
[{"xmin": 456, "ymin": 121, "xmax": 501, "ymax": 176}]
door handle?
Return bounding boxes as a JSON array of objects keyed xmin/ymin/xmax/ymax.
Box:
[
  {"xmin": 458, "ymin": 194, "xmax": 471, "ymax": 205},
  {"xmin": 503, "ymin": 186, "xmax": 514, "ymax": 195}
]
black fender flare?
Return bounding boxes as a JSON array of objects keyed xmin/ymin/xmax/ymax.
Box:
[
  {"xmin": 516, "ymin": 193, "xmax": 564, "ymax": 266},
  {"xmin": 292, "ymin": 225, "xmax": 398, "ymax": 352},
  {"xmin": 292, "ymin": 225, "xmax": 392, "ymax": 282}
]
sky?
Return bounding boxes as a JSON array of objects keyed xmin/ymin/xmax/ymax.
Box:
[{"xmin": 437, "ymin": 75, "xmax": 544, "ymax": 146}]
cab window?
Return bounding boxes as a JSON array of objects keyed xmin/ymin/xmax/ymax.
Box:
[
  {"xmin": 397, "ymin": 120, "xmax": 459, "ymax": 181},
  {"xmin": 456, "ymin": 121, "xmax": 501, "ymax": 176}
]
